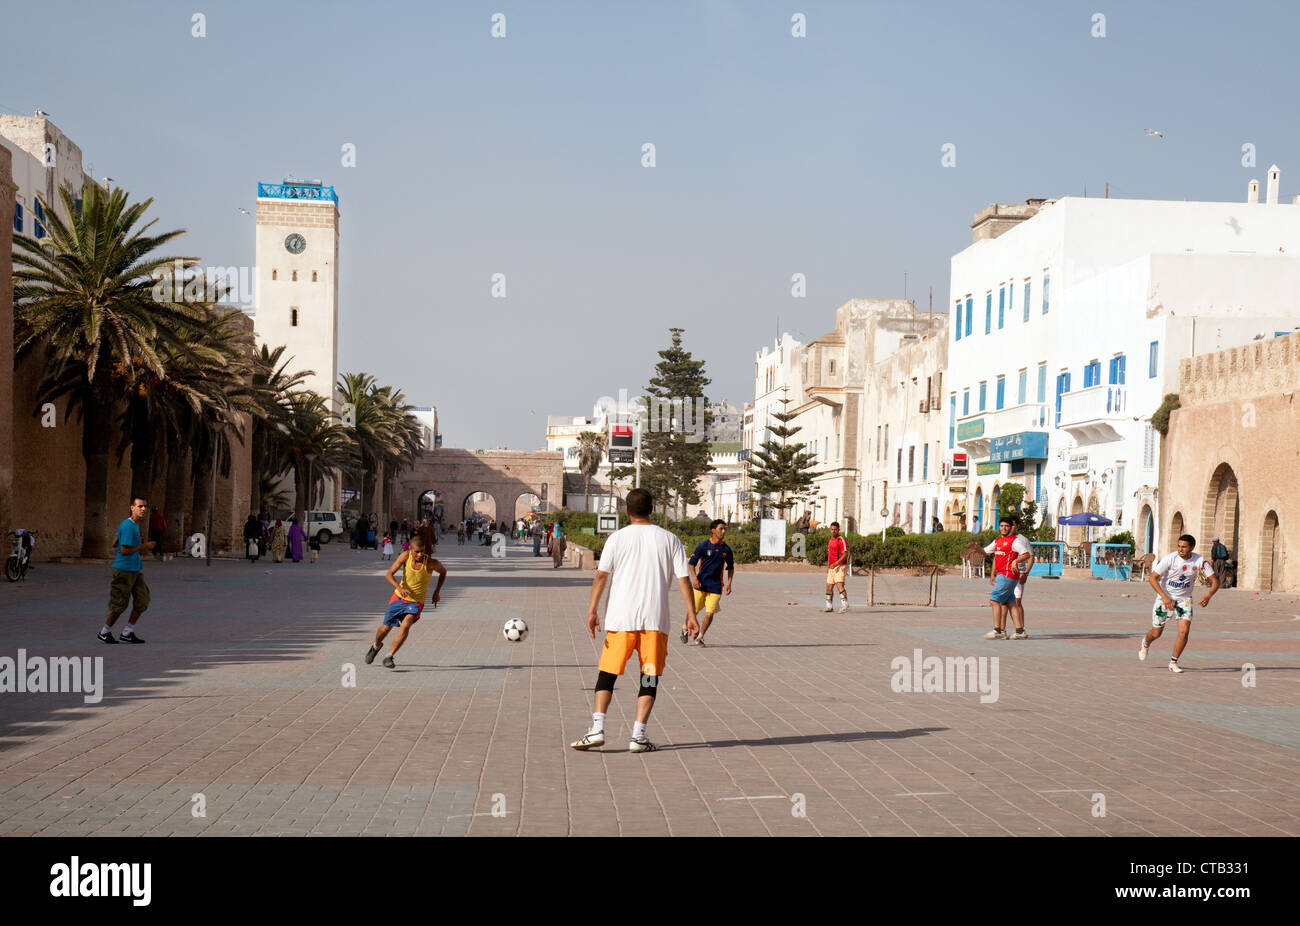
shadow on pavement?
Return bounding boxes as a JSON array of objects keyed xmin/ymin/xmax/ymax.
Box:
[{"xmin": 667, "ymin": 726, "xmax": 947, "ymax": 750}]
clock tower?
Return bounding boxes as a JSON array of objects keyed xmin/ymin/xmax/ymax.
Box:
[
  {"xmin": 253, "ymin": 179, "xmax": 342, "ymax": 509},
  {"xmin": 253, "ymin": 179, "xmax": 340, "ymax": 413}
]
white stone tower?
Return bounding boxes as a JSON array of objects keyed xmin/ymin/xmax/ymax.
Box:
[{"xmin": 253, "ymin": 179, "xmax": 341, "ymax": 509}]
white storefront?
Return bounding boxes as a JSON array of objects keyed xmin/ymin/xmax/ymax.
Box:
[{"xmin": 947, "ymin": 184, "xmax": 1300, "ymax": 552}]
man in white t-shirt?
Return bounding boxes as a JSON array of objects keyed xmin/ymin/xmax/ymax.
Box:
[
  {"xmin": 1140, "ymin": 533, "xmax": 1219, "ymax": 673},
  {"xmin": 570, "ymin": 488, "xmax": 699, "ymax": 753}
]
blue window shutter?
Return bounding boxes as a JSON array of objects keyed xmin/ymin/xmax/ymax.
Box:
[
  {"xmin": 923, "ymin": 444, "xmax": 929, "ymax": 479},
  {"xmin": 1018, "ymin": 370, "xmax": 1027, "ymax": 404},
  {"xmin": 1119, "ymin": 354, "xmax": 1126, "ymax": 384},
  {"xmin": 979, "ymin": 383, "xmax": 987, "ymax": 411},
  {"xmin": 12, "ymin": 202, "xmax": 21, "ymax": 233},
  {"xmin": 1149, "ymin": 341, "xmax": 1158, "ymax": 378},
  {"xmin": 33, "ymin": 200, "xmax": 46, "ymax": 239},
  {"xmin": 955, "ymin": 303, "xmax": 962, "ymax": 340},
  {"xmin": 1042, "ymin": 273, "xmax": 1050, "ymax": 314},
  {"xmin": 965, "ymin": 298, "xmax": 973, "ymax": 336},
  {"xmin": 1023, "ymin": 281, "xmax": 1030, "ymax": 322},
  {"xmin": 985, "ymin": 294, "xmax": 992, "ymax": 334},
  {"xmin": 948, "ymin": 395, "xmax": 956, "ymax": 449},
  {"xmin": 963, "ymin": 391, "xmax": 970, "ymax": 416},
  {"xmin": 998, "ymin": 287, "xmax": 1005, "ymax": 329},
  {"xmin": 996, "ymin": 377, "xmax": 1005, "ymax": 410},
  {"xmin": 1037, "ymin": 365, "xmax": 1046, "ymax": 403}
]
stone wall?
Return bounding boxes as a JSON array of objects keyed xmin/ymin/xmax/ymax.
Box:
[
  {"xmin": 0, "ymin": 146, "xmax": 15, "ymax": 535},
  {"xmin": 392, "ymin": 449, "xmax": 565, "ymax": 526},
  {"xmin": 1161, "ymin": 333, "xmax": 1300, "ymax": 591}
]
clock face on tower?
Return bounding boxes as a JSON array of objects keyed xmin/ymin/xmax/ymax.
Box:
[{"xmin": 284, "ymin": 233, "xmax": 306, "ymax": 254}]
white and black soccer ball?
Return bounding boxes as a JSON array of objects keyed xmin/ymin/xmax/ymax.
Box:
[{"xmin": 503, "ymin": 618, "xmax": 528, "ymax": 642}]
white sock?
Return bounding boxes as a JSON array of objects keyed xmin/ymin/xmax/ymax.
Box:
[
  {"xmin": 101, "ymin": 624, "xmax": 113, "ymax": 635},
  {"xmin": 124, "ymin": 623, "xmax": 136, "ymax": 635},
  {"xmin": 633, "ymin": 721, "xmax": 647, "ymax": 741},
  {"xmin": 591, "ymin": 712, "xmax": 605, "ymax": 734}
]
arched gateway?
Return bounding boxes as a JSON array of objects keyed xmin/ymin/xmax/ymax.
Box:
[{"xmin": 391, "ymin": 449, "xmax": 565, "ymax": 528}]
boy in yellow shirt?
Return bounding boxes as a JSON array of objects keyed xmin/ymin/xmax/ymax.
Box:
[{"xmin": 365, "ymin": 534, "xmax": 446, "ymax": 669}]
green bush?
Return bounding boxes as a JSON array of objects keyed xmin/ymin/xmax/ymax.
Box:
[
  {"xmin": 1102, "ymin": 530, "xmax": 1134, "ymax": 550},
  {"xmin": 884, "ymin": 526, "xmax": 905, "ymax": 539}
]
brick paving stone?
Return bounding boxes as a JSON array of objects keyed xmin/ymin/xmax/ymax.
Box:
[{"xmin": 2, "ymin": 542, "xmax": 1298, "ymax": 835}]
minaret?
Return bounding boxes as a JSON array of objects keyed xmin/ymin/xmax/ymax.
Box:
[
  {"xmin": 253, "ymin": 179, "xmax": 342, "ymax": 510},
  {"xmin": 253, "ymin": 180, "xmax": 340, "ymax": 412}
]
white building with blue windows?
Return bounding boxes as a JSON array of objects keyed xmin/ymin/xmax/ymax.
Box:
[{"xmin": 946, "ymin": 179, "xmax": 1300, "ymax": 555}]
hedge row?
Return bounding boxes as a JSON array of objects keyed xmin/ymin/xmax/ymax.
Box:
[{"xmin": 549, "ymin": 511, "xmax": 1058, "ymax": 569}]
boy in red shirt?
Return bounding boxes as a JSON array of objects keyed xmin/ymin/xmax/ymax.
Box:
[{"xmin": 824, "ymin": 522, "xmax": 849, "ymax": 612}]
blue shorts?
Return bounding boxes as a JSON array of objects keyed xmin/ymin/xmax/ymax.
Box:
[
  {"xmin": 990, "ymin": 575, "xmax": 1018, "ymax": 605},
  {"xmin": 383, "ymin": 594, "xmax": 423, "ymax": 627}
]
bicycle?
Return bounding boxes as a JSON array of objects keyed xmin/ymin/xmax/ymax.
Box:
[{"xmin": 6, "ymin": 529, "xmax": 37, "ymax": 582}]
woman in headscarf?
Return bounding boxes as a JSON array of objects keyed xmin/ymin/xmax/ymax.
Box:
[
  {"xmin": 270, "ymin": 519, "xmax": 288, "ymax": 563},
  {"xmin": 550, "ymin": 521, "xmax": 567, "ymax": 569},
  {"xmin": 244, "ymin": 515, "xmax": 262, "ymax": 562},
  {"xmin": 288, "ymin": 517, "xmax": 306, "ymax": 563}
]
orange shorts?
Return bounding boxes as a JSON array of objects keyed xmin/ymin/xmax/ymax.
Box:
[{"xmin": 597, "ymin": 630, "xmax": 668, "ymax": 677}]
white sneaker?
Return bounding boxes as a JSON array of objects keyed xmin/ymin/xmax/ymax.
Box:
[
  {"xmin": 823, "ymin": 604, "xmax": 833, "ymax": 612},
  {"xmin": 837, "ymin": 604, "xmax": 849, "ymax": 613},
  {"xmin": 1168, "ymin": 661, "xmax": 1184, "ymax": 674},
  {"xmin": 570, "ymin": 730, "xmax": 605, "ymax": 750},
  {"xmin": 628, "ymin": 737, "xmax": 658, "ymax": 753},
  {"xmin": 1138, "ymin": 642, "xmax": 1149, "ymax": 661},
  {"xmin": 983, "ymin": 629, "xmax": 1007, "ymax": 640}
]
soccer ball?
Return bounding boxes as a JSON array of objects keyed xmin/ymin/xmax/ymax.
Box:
[{"xmin": 503, "ymin": 618, "xmax": 528, "ymax": 642}]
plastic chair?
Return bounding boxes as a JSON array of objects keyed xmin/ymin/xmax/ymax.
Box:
[{"xmin": 961, "ymin": 544, "xmax": 986, "ymax": 579}]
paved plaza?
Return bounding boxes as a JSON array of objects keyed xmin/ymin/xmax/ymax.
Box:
[{"xmin": 1, "ymin": 539, "xmax": 1297, "ymax": 837}]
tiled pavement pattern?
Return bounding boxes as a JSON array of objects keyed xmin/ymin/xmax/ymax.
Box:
[{"xmin": 1, "ymin": 541, "xmax": 1298, "ymax": 836}]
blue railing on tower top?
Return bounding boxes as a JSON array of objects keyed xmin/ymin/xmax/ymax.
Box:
[{"xmin": 257, "ymin": 182, "xmax": 338, "ymax": 204}]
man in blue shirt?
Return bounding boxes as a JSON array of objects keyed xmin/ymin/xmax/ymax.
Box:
[
  {"xmin": 683, "ymin": 519, "xmax": 734, "ymax": 647},
  {"xmin": 99, "ymin": 497, "xmax": 154, "ymax": 644}
]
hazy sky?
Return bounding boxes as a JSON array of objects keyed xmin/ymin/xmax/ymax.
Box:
[{"xmin": 5, "ymin": 0, "xmax": 1299, "ymax": 448}]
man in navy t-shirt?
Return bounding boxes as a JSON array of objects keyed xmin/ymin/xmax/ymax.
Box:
[
  {"xmin": 100, "ymin": 496, "xmax": 154, "ymax": 644},
  {"xmin": 683, "ymin": 519, "xmax": 734, "ymax": 647}
]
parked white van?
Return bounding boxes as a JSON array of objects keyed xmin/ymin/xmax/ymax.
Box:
[{"xmin": 278, "ymin": 510, "xmax": 344, "ymax": 544}]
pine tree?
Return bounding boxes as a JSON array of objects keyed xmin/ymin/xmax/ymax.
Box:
[
  {"xmin": 639, "ymin": 328, "xmax": 713, "ymax": 520},
  {"xmin": 747, "ymin": 387, "xmax": 817, "ymax": 517}
]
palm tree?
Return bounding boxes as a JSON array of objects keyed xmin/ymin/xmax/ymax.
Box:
[
  {"xmin": 274, "ymin": 394, "xmax": 357, "ymax": 525},
  {"xmin": 338, "ymin": 372, "xmax": 389, "ymax": 515},
  {"xmin": 577, "ymin": 431, "xmax": 606, "ymax": 513},
  {"xmin": 13, "ymin": 183, "xmax": 208, "ymax": 557},
  {"xmin": 249, "ymin": 345, "xmax": 314, "ymax": 515}
]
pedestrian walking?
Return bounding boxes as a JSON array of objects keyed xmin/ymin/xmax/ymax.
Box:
[
  {"xmin": 381, "ymin": 533, "xmax": 394, "ymax": 561},
  {"xmin": 364, "ymin": 534, "xmax": 446, "ymax": 669},
  {"xmin": 551, "ymin": 522, "xmax": 567, "ymax": 568},
  {"xmin": 684, "ymin": 519, "xmax": 734, "ymax": 646},
  {"xmin": 288, "ymin": 517, "xmax": 306, "ymax": 563},
  {"xmin": 99, "ymin": 496, "xmax": 154, "ymax": 644},
  {"xmin": 570, "ymin": 488, "xmax": 698, "ymax": 753},
  {"xmin": 1139, "ymin": 533, "xmax": 1220, "ymax": 673},
  {"xmin": 244, "ymin": 514, "xmax": 262, "ymax": 562},
  {"xmin": 309, "ymin": 534, "xmax": 321, "ymax": 563},
  {"xmin": 824, "ymin": 522, "xmax": 849, "ymax": 612},
  {"xmin": 532, "ymin": 520, "xmax": 543, "ymax": 556},
  {"xmin": 457, "ymin": 520, "xmax": 466, "ymax": 545},
  {"xmin": 270, "ymin": 519, "xmax": 287, "ymax": 563},
  {"xmin": 1210, "ymin": 536, "xmax": 1230, "ymax": 586},
  {"xmin": 983, "ymin": 516, "xmax": 1032, "ymax": 640},
  {"xmin": 148, "ymin": 505, "xmax": 167, "ymax": 560}
]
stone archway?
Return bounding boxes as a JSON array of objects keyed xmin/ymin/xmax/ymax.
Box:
[
  {"xmin": 1138, "ymin": 504, "xmax": 1154, "ymax": 556},
  {"xmin": 973, "ymin": 486, "xmax": 983, "ymax": 532},
  {"xmin": 1202, "ymin": 463, "xmax": 1240, "ymax": 559},
  {"xmin": 1069, "ymin": 494, "xmax": 1084, "ymax": 547},
  {"xmin": 392, "ymin": 449, "xmax": 564, "ymax": 530},
  {"xmin": 1170, "ymin": 510, "xmax": 1184, "ymax": 544},
  {"xmin": 1260, "ymin": 510, "xmax": 1281, "ymax": 591}
]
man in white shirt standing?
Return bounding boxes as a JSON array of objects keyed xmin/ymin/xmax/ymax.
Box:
[
  {"xmin": 1141, "ymin": 533, "xmax": 1219, "ymax": 673},
  {"xmin": 570, "ymin": 488, "xmax": 699, "ymax": 753}
]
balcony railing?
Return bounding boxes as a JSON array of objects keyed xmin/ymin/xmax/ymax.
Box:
[
  {"xmin": 1058, "ymin": 386, "xmax": 1126, "ymax": 443},
  {"xmin": 955, "ymin": 403, "xmax": 1050, "ymax": 456},
  {"xmin": 257, "ymin": 182, "xmax": 339, "ymax": 204}
]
